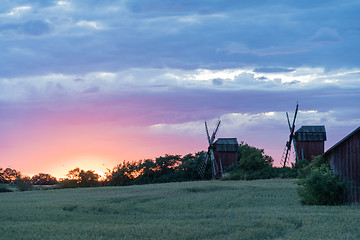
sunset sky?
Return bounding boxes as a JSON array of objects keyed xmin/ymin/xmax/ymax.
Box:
[{"xmin": 1, "ymin": 0, "xmax": 360, "ymax": 178}]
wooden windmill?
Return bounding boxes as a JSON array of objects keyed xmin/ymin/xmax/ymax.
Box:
[
  {"xmin": 281, "ymin": 103, "xmax": 299, "ymax": 167},
  {"xmin": 198, "ymin": 120, "xmax": 221, "ymax": 179}
]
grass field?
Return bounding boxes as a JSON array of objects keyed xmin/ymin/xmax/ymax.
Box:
[{"xmin": 1, "ymin": 179, "xmax": 360, "ymax": 239}]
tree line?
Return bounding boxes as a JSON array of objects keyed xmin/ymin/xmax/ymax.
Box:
[
  {"xmin": 1, "ymin": 143, "xmax": 298, "ymax": 191},
  {"xmin": 1, "ymin": 142, "xmax": 347, "ymax": 206}
]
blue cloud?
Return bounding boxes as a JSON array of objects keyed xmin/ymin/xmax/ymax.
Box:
[
  {"xmin": 0, "ymin": 20, "xmax": 51, "ymax": 36},
  {"xmin": 310, "ymin": 27, "xmax": 341, "ymax": 43},
  {"xmin": 253, "ymin": 68, "xmax": 295, "ymax": 73},
  {"xmin": 0, "ymin": 0, "xmax": 359, "ymax": 75}
]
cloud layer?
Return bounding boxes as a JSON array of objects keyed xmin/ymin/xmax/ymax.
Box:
[{"xmin": 1, "ymin": 0, "xmax": 360, "ymax": 176}]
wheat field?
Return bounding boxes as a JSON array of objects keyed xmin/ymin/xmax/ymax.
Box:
[{"xmin": 1, "ymin": 179, "xmax": 360, "ymax": 239}]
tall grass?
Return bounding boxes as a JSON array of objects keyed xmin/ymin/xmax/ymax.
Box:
[{"xmin": 1, "ymin": 179, "xmax": 360, "ymax": 239}]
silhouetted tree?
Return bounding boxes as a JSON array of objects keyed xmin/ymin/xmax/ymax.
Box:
[
  {"xmin": 66, "ymin": 168, "xmax": 81, "ymax": 180},
  {"xmin": 59, "ymin": 168, "xmax": 100, "ymax": 188},
  {"xmin": 0, "ymin": 168, "xmax": 21, "ymax": 184},
  {"xmin": 136, "ymin": 159, "xmax": 157, "ymax": 184},
  {"xmin": 78, "ymin": 170, "xmax": 99, "ymax": 187},
  {"xmin": 14, "ymin": 176, "xmax": 33, "ymax": 191},
  {"xmin": 175, "ymin": 152, "xmax": 206, "ymax": 181},
  {"xmin": 0, "ymin": 168, "xmax": 3, "ymax": 183},
  {"xmin": 31, "ymin": 173, "xmax": 58, "ymax": 185},
  {"xmin": 107, "ymin": 152, "xmax": 207, "ymax": 186},
  {"xmin": 108, "ymin": 161, "xmax": 135, "ymax": 186}
]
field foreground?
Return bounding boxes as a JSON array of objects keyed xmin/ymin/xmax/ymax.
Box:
[{"xmin": 1, "ymin": 179, "xmax": 360, "ymax": 239}]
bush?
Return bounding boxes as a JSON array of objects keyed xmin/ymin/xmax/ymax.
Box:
[
  {"xmin": 0, "ymin": 186, "xmax": 13, "ymax": 193},
  {"xmin": 222, "ymin": 167, "xmax": 273, "ymax": 181},
  {"xmin": 14, "ymin": 177, "xmax": 33, "ymax": 191},
  {"xmin": 297, "ymin": 164, "xmax": 346, "ymax": 205},
  {"xmin": 58, "ymin": 179, "xmax": 79, "ymax": 189},
  {"xmin": 272, "ymin": 167, "xmax": 298, "ymax": 179},
  {"xmin": 292, "ymin": 159, "xmax": 310, "ymax": 178}
]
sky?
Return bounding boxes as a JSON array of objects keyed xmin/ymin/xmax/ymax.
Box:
[{"xmin": 1, "ymin": 0, "xmax": 360, "ymax": 178}]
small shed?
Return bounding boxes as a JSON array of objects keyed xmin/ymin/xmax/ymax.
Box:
[
  {"xmin": 295, "ymin": 126, "xmax": 327, "ymax": 161},
  {"xmin": 324, "ymin": 126, "xmax": 360, "ymax": 203},
  {"xmin": 213, "ymin": 138, "xmax": 239, "ymax": 178}
]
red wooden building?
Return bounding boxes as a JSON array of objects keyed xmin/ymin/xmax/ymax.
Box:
[
  {"xmin": 213, "ymin": 138, "xmax": 238, "ymax": 178},
  {"xmin": 295, "ymin": 126, "xmax": 327, "ymax": 161},
  {"xmin": 324, "ymin": 126, "xmax": 360, "ymax": 203}
]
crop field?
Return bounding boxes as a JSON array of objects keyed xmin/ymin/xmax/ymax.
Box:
[{"xmin": 1, "ymin": 179, "xmax": 360, "ymax": 239}]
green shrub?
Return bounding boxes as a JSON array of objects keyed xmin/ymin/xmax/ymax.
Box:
[
  {"xmin": 292, "ymin": 159, "xmax": 310, "ymax": 178},
  {"xmin": 297, "ymin": 164, "xmax": 346, "ymax": 205}
]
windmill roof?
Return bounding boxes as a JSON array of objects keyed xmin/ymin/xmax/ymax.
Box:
[
  {"xmin": 295, "ymin": 126, "xmax": 326, "ymax": 141},
  {"xmin": 214, "ymin": 138, "xmax": 238, "ymax": 152}
]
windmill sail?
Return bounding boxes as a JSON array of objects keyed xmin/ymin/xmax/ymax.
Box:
[
  {"xmin": 198, "ymin": 120, "xmax": 221, "ymax": 179},
  {"xmin": 281, "ymin": 103, "xmax": 299, "ymax": 167}
]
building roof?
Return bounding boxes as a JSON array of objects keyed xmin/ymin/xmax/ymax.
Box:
[
  {"xmin": 324, "ymin": 126, "xmax": 360, "ymax": 155},
  {"xmin": 295, "ymin": 126, "xmax": 327, "ymax": 142},
  {"xmin": 213, "ymin": 138, "xmax": 239, "ymax": 152}
]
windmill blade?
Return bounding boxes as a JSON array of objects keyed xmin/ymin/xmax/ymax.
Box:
[
  {"xmin": 283, "ymin": 103, "xmax": 299, "ymax": 166},
  {"xmin": 202, "ymin": 119, "xmax": 221, "ymax": 179},
  {"xmin": 290, "ymin": 103, "xmax": 299, "ymax": 133},
  {"xmin": 287, "ymin": 111, "xmax": 299, "ymax": 162},
  {"xmin": 210, "ymin": 120, "xmax": 221, "ymax": 144},
  {"xmin": 198, "ymin": 151, "xmax": 209, "ymax": 179},
  {"xmin": 209, "ymin": 148, "xmax": 217, "ymax": 179},
  {"xmin": 205, "ymin": 121, "xmax": 211, "ymax": 145},
  {"xmin": 286, "ymin": 112, "xmax": 292, "ymax": 131},
  {"xmin": 283, "ymin": 140, "xmax": 292, "ymax": 167}
]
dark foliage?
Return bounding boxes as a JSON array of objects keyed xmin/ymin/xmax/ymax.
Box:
[
  {"xmin": 31, "ymin": 173, "xmax": 58, "ymax": 185},
  {"xmin": 292, "ymin": 159, "xmax": 310, "ymax": 179},
  {"xmin": 107, "ymin": 152, "xmax": 207, "ymax": 186},
  {"xmin": 59, "ymin": 168, "xmax": 100, "ymax": 188},
  {"xmin": 238, "ymin": 142, "xmax": 273, "ymax": 171},
  {"xmin": 0, "ymin": 186, "xmax": 13, "ymax": 193},
  {"xmin": 222, "ymin": 143, "xmax": 296, "ymax": 181},
  {"xmin": 0, "ymin": 168, "xmax": 21, "ymax": 184},
  {"xmin": 14, "ymin": 177, "xmax": 33, "ymax": 191},
  {"xmin": 58, "ymin": 179, "xmax": 79, "ymax": 189},
  {"xmin": 297, "ymin": 155, "xmax": 346, "ymax": 205}
]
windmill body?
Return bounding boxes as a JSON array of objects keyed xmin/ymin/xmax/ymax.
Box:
[
  {"xmin": 198, "ymin": 121, "xmax": 239, "ymax": 179},
  {"xmin": 212, "ymin": 138, "xmax": 239, "ymax": 178},
  {"xmin": 295, "ymin": 126, "xmax": 327, "ymax": 162}
]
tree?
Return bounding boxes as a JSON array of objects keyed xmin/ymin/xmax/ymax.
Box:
[
  {"xmin": 14, "ymin": 176, "xmax": 33, "ymax": 191},
  {"xmin": 175, "ymin": 152, "xmax": 207, "ymax": 181},
  {"xmin": 154, "ymin": 154, "xmax": 180, "ymax": 182},
  {"xmin": 0, "ymin": 168, "xmax": 3, "ymax": 183},
  {"xmin": 238, "ymin": 143, "xmax": 273, "ymax": 171},
  {"xmin": 31, "ymin": 173, "xmax": 58, "ymax": 185},
  {"xmin": 78, "ymin": 170, "xmax": 99, "ymax": 187},
  {"xmin": 137, "ymin": 159, "xmax": 157, "ymax": 184},
  {"xmin": 0, "ymin": 168, "xmax": 21, "ymax": 184},
  {"xmin": 107, "ymin": 162, "xmax": 136, "ymax": 186},
  {"xmin": 60, "ymin": 168, "xmax": 100, "ymax": 188},
  {"xmin": 66, "ymin": 168, "xmax": 81, "ymax": 180}
]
